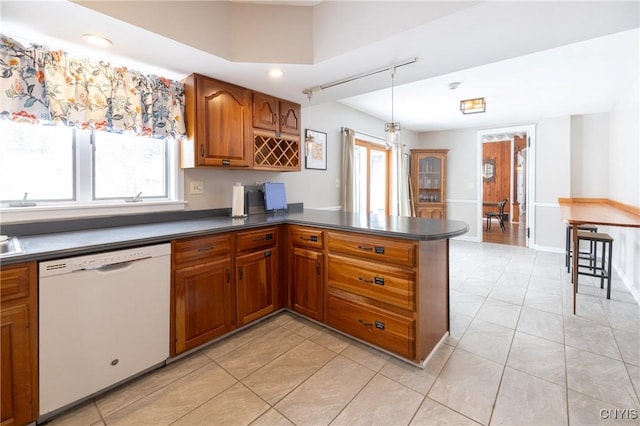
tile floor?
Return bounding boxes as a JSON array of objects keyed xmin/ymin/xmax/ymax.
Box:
[{"xmin": 46, "ymin": 241, "xmax": 640, "ymax": 425}]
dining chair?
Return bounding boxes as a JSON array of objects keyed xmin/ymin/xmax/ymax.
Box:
[{"xmin": 485, "ymin": 198, "xmax": 508, "ymax": 231}]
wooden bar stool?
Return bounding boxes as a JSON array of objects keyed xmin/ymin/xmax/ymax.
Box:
[
  {"xmin": 565, "ymin": 224, "xmax": 598, "ymax": 273},
  {"xmin": 575, "ymin": 230, "xmax": 614, "ymax": 299}
]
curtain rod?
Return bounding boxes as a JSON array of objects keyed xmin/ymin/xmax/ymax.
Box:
[{"xmin": 304, "ymin": 57, "xmax": 418, "ymax": 98}]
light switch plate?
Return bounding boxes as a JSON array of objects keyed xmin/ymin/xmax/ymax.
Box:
[{"xmin": 190, "ymin": 181, "xmax": 204, "ymax": 194}]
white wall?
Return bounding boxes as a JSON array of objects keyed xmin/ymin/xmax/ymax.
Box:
[
  {"xmin": 183, "ymin": 101, "xmax": 418, "ymax": 211},
  {"xmin": 570, "ymin": 113, "xmax": 610, "ymax": 198},
  {"xmin": 607, "ymin": 76, "xmax": 640, "ymax": 302}
]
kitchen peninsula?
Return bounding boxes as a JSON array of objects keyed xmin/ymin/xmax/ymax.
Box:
[{"xmin": 1, "ymin": 209, "xmax": 467, "ymax": 423}]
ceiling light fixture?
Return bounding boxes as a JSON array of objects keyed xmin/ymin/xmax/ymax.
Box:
[
  {"xmin": 81, "ymin": 34, "xmax": 113, "ymax": 48},
  {"xmin": 448, "ymin": 81, "xmax": 461, "ymax": 90},
  {"xmin": 268, "ymin": 68, "xmax": 284, "ymax": 79},
  {"xmin": 460, "ymin": 97, "xmax": 486, "ymax": 114},
  {"xmin": 384, "ymin": 66, "xmax": 401, "ymax": 150}
]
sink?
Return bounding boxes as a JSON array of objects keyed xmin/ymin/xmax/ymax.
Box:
[{"xmin": 0, "ymin": 236, "xmax": 24, "ymax": 258}]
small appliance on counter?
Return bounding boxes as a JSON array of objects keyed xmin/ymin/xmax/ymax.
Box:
[{"xmin": 263, "ymin": 182, "xmax": 288, "ymax": 212}]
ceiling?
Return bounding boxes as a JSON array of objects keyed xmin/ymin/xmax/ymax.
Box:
[{"xmin": 1, "ymin": 1, "xmax": 638, "ymax": 133}]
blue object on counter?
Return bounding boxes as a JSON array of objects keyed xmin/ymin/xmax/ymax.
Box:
[{"xmin": 264, "ymin": 182, "xmax": 287, "ymax": 211}]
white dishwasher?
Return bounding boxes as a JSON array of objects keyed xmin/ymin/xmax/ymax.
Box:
[{"xmin": 39, "ymin": 243, "xmax": 171, "ymax": 418}]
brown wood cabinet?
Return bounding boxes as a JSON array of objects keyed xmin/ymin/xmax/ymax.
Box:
[
  {"xmin": 324, "ymin": 230, "xmax": 449, "ymax": 364},
  {"xmin": 252, "ymin": 92, "xmax": 301, "ymax": 136},
  {"xmin": 172, "ymin": 234, "xmax": 235, "ymax": 355},
  {"xmin": 411, "ymin": 149, "xmax": 448, "ymax": 219},
  {"xmin": 182, "ymin": 73, "xmax": 252, "ymax": 168},
  {"xmin": 235, "ymin": 227, "xmax": 278, "ymax": 326},
  {"xmin": 1, "ymin": 262, "xmax": 38, "ymax": 425},
  {"xmin": 289, "ymin": 226, "xmax": 325, "ymax": 321}
]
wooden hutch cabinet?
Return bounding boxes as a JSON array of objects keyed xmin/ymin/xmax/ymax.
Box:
[{"xmin": 411, "ymin": 149, "xmax": 448, "ymax": 219}]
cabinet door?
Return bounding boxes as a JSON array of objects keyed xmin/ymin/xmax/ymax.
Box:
[
  {"xmin": 174, "ymin": 257, "xmax": 233, "ymax": 354},
  {"xmin": 236, "ymin": 249, "xmax": 277, "ymax": 326},
  {"xmin": 197, "ymin": 77, "xmax": 250, "ymax": 167},
  {"xmin": 417, "ymin": 206, "xmax": 444, "ymax": 219},
  {"xmin": 291, "ymin": 248, "xmax": 324, "ymax": 322},
  {"xmin": 279, "ymin": 100, "xmax": 301, "ymax": 135},
  {"xmin": 1, "ymin": 305, "xmax": 35, "ymax": 425},
  {"xmin": 252, "ymin": 92, "xmax": 279, "ymax": 132}
]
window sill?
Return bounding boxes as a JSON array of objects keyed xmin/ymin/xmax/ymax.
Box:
[{"xmin": 0, "ymin": 201, "xmax": 188, "ymax": 224}]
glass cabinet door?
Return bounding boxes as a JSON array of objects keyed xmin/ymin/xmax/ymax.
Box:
[{"xmin": 417, "ymin": 155, "xmax": 443, "ymax": 203}]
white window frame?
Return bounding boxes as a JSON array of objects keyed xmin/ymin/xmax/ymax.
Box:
[{"xmin": 0, "ymin": 126, "xmax": 185, "ymax": 224}]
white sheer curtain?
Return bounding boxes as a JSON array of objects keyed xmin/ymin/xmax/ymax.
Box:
[
  {"xmin": 341, "ymin": 127, "xmax": 357, "ymax": 212},
  {"xmin": 397, "ymin": 144, "xmax": 412, "ymax": 216}
]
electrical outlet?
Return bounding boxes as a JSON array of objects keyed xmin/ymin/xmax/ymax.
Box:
[
  {"xmin": 190, "ymin": 181, "xmax": 204, "ymax": 194},
  {"xmin": 335, "ymin": 178, "xmax": 341, "ymax": 188}
]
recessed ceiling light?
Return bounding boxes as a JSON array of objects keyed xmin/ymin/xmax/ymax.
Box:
[
  {"xmin": 448, "ymin": 81, "xmax": 461, "ymax": 90},
  {"xmin": 268, "ymin": 68, "xmax": 284, "ymax": 79},
  {"xmin": 81, "ymin": 34, "xmax": 112, "ymax": 48}
]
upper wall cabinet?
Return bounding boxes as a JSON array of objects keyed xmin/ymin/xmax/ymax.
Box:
[
  {"xmin": 252, "ymin": 92, "xmax": 301, "ymax": 136},
  {"xmin": 182, "ymin": 74, "xmax": 252, "ymax": 168},
  {"xmin": 181, "ymin": 74, "xmax": 301, "ymax": 171}
]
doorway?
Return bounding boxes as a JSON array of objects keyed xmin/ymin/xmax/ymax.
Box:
[{"xmin": 477, "ymin": 125, "xmax": 535, "ymax": 247}]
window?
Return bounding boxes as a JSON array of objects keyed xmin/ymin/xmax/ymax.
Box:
[
  {"xmin": 0, "ymin": 120, "xmax": 179, "ymax": 210},
  {"xmin": 354, "ymin": 139, "xmax": 390, "ymax": 215},
  {"xmin": 0, "ymin": 120, "xmax": 75, "ymax": 202},
  {"xmin": 93, "ymin": 132, "xmax": 167, "ymax": 199}
]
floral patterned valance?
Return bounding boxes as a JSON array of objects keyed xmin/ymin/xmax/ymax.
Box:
[{"xmin": 0, "ymin": 34, "xmax": 185, "ymax": 139}]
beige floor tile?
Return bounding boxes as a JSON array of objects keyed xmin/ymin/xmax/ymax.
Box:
[
  {"xmin": 516, "ymin": 307, "xmax": 564, "ymax": 343},
  {"xmin": 251, "ymin": 408, "xmax": 295, "ymax": 426},
  {"xmin": 488, "ymin": 282, "xmax": 528, "ymax": 306},
  {"xmin": 428, "ymin": 349, "xmax": 503, "ymax": 425},
  {"xmin": 280, "ymin": 315, "xmax": 324, "ymax": 338},
  {"xmin": 566, "ymin": 346, "xmax": 639, "ymax": 408},
  {"xmin": 309, "ymin": 328, "xmax": 352, "ymax": 353},
  {"xmin": 204, "ymin": 319, "xmax": 280, "ymax": 360},
  {"xmin": 524, "ymin": 288, "xmax": 563, "ymax": 315},
  {"xmin": 613, "ymin": 327, "xmax": 640, "ymax": 366},
  {"xmin": 379, "ymin": 343, "xmax": 454, "ymax": 395},
  {"xmin": 507, "ymin": 332, "xmax": 566, "ymax": 385},
  {"xmin": 410, "ymin": 397, "xmax": 480, "ymax": 425},
  {"xmin": 475, "ymin": 298, "xmax": 521, "ymax": 329},
  {"xmin": 103, "ymin": 363, "xmax": 236, "ymax": 426},
  {"xmin": 491, "ymin": 367, "xmax": 567, "ymax": 425},
  {"xmin": 340, "ymin": 341, "xmax": 390, "ymax": 372},
  {"xmin": 457, "ymin": 318, "xmax": 514, "ymax": 364},
  {"xmin": 275, "ymin": 355, "xmax": 375, "ymax": 425},
  {"xmin": 444, "ymin": 312, "xmax": 473, "ymax": 346},
  {"xmin": 449, "ymin": 290, "xmax": 486, "ymax": 317},
  {"xmin": 331, "ymin": 374, "xmax": 423, "ymax": 425},
  {"xmin": 563, "ymin": 298, "xmax": 610, "ymax": 326},
  {"xmin": 268, "ymin": 311, "xmax": 297, "ymax": 326},
  {"xmin": 173, "ymin": 382, "xmax": 269, "ymax": 426},
  {"xmin": 216, "ymin": 327, "xmax": 306, "ymax": 379},
  {"xmin": 627, "ymin": 363, "xmax": 640, "ymax": 397},
  {"xmin": 457, "ymin": 278, "xmax": 496, "ymax": 297},
  {"xmin": 46, "ymin": 401, "xmax": 103, "ymax": 426},
  {"xmin": 95, "ymin": 353, "xmax": 212, "ymax": 417},
  {"xmin": 243, "ymin": 340, "xmax": 336, "ymax": 404},
  {"xmin": 567, "ymin": 390, "xmax": 639, "ymax": 426},
  {"xmin": 601, "ymin": 299, "xmax": 640, "ymax": 333},
  {"xmin": 564, "ymin": 315, "xmax": 622, "ymax": 360}
]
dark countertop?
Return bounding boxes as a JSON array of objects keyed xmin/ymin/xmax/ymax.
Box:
[{"xmin": 0, "ymin": 209, "xmax": 468, "ymax": 264}]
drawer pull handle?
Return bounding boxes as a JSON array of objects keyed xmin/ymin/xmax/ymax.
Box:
[
  {"xmin": 316, "ymin": 261, "xmax": 321, "ymax": 275},
  {"xmin": 300, "ymin": 235, "xmax": 318, "ymax": 242},
  {"xmin": 239, "ymin": 266, "xmax": 243, "ymax": 280},
  {"xmin": 358, "ymin": 319, "xmax": 373, "ymax": 327},
  {"xmin": 226, "ymin": 268, "xmax": 230, "ymax": 283},
  {"xmin": 197, "ymin": 245, "xmax": 214, "ymax": 252},
  {"xmin": 253, "ymin": 233, "xmax": 273, "ymax": 242},
  {"xmin": 358, "ymin": 245, "xmax": 373, "ymax": 251},
  {"xmin": 358, "ymin": 277, "xmax": 374, "ymax": 284}
]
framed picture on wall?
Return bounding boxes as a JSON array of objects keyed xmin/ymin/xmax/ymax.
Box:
[{"xmin": 304, "ymin": 129, "xmax": 327, "ymax": 170}]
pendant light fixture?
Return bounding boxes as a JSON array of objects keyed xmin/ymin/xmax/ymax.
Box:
[{"xmin": 385, "ymin": 66, "xmax": 401, "ymax": 149}]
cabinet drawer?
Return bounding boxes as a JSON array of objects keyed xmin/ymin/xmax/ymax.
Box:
[
  {"xmin": 326, "ymin": 292, "xmax": 415, "ymax": 359},
  {"xmin": 236, "ymin": 227, "xmax": 277, "ymax": 252},
  {"xmin": 327, "ymin": 231, "xmax": 416, "ymax": 267},
  {"xmin": 173, "ymin": 234, "xmax": 231, "ymax": 266},
  {"xmin": 0, "ymin": 263, "xmax": 31, "ymax": 302},
  {"xmin": 289, "ymin": 225, "xmax": 324, "ymax": 250},
  {"xmin": 328, "ymin": 255, "xmax": 415, "ymax": 311}
]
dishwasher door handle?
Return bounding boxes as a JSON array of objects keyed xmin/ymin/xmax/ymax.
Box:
[{"xmin": 73, "ymin": 256, "xmax": 153, "ymax": 273}]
